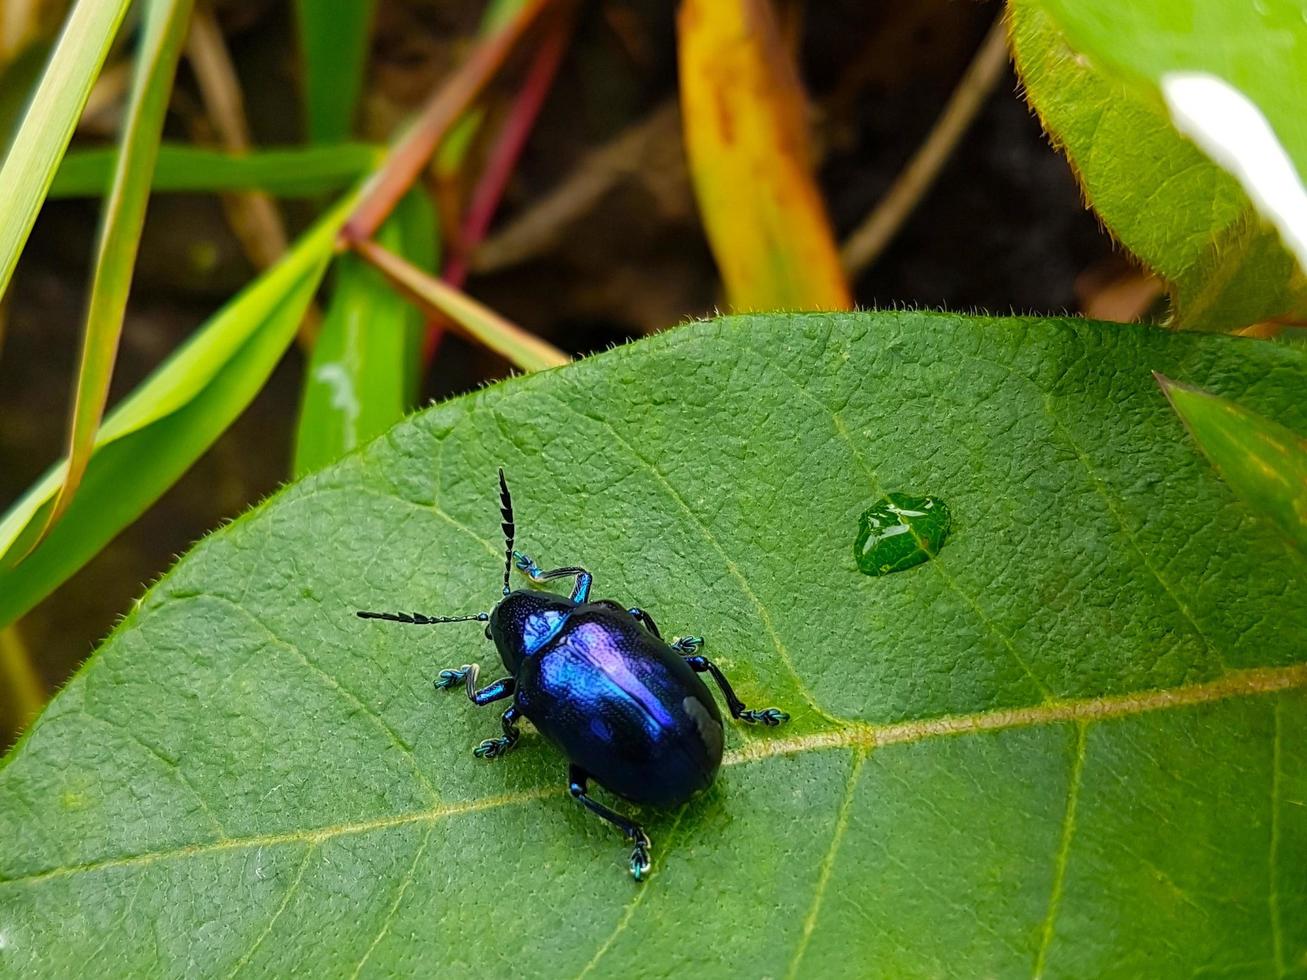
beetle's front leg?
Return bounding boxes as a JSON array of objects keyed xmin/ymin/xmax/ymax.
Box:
[
  {"xmin": 513, "ymin": 550, "xmax": 592, "ymax": 602},
  {"xmin": 680, "ymin": 641, "xmax": 790, "ymax": 726},
  {"xmin": 474, "ymin": 705, "xmax": 522, "ymax": 759},
  {"xmin": 435, "ymin": 663, "xmax": 515, "ymax": 705},
  {"xmin": 434, "ymin": 665, "xmax": 521, "ymax": 759}
]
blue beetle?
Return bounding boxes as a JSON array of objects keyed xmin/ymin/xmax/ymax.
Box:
[{"xmin": 357, "ymin": 469, "xmax": 789, "ymax": 880}]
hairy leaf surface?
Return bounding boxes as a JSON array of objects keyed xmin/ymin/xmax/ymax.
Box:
[{"xmin": 0, "ymin": 313, "xmax": 1304, "ymax": 977}]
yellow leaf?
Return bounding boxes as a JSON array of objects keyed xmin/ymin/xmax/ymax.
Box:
[{"xmin": 678, "ymin": 0, "xmax": 851, "ymax": 312}]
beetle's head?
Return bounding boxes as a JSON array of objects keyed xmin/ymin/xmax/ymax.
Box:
[{"xmin": 488, "ymin": 589, "xmax": 575, "ymax": 673}]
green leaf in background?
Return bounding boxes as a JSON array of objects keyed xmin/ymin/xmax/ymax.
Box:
[
  {"xmin": 0, "ymin": 312, "xmax": 1303, "ymax": 976},
  {"xmin": 1037, "ymin": 0, "xmax": 1307, "ymax": 207},
  {"xmin": 294, "ymin": 190, "xmax": 438, "ymax": 476},
  {"xmin": 49, "ymin": 142, "xmax": 383, "ymax": 198},
  {"xmin": 1159, "ymin": 374, "xmax": 1307, "ymax": 557},
  {"xmin": 294, "ymin": 0, "xmax": 376, "ymax": 144},
  {"xmin": 36, "ymin": 0, "xmax": 198, "ymax": 552},
  {"xmin": 0, "ymin": 194, "xmax": 358, "ymax": 630},
  {"xmin": 0, "ymin": 0, "xmax": 133, "ymax": 301},
  {"xmin": 1009, "ymin": 0, "xmax": 1307, "ymax": 333}
]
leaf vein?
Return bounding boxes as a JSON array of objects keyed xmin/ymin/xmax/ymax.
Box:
[
  {"xmin": 779, "ymin": 369, "xmax": 1054, "ymax": 701},
  {"xmin": 574, "ymin": 805, "xmax": 689, "ymax": 979},
  {"xmin": 1033, "ymin": 721, "xmax": 1088, "ymax": 978},
  {"xmin": 212, "ymin": 595, "xmax": 441, "ymax": 804},
  {"xmin": 79, "ymin": 707, "xmax": 227, "ymax": 841},
  {"xmin": 226, "ymin": 843, "xmax": 317, "ymax": 977},
  {"xmin": 2, "ymin": 664, "xmax": 1300, "ymax": 889},
  {"xmin": 785, "ymin": 748, "xmax": 866, "ymax": 980},
  {"xmin": 1043, "ymin": 397, "xmax": 1225, "ymax": 670},
  {"xmin": 1269, "ymin": 699, "xmax": 1285, "ymax": 978},
  {"xmin": 348, "ymin": 824, "xmax": 434, "ymax": 980}
]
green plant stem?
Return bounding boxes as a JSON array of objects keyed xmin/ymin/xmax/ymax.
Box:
[
  {"xmin": 354, "ymin": 237, "xmax": 569, "ymax": 372},
  {"xmin": 31, "ymin": 0, "xmax": 198, "ymax": 558},
  {"xmin": 0, "ymin": 0, "xmax": 133, "ymax": 301}
]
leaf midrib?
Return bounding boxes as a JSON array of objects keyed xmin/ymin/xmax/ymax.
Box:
[{"xmin": 2, "ymin": 661, "xmax": 1300, "ymax": 889}]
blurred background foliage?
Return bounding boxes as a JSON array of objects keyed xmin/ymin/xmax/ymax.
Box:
[{"xmin": 0, "ymin": 0, "xmax": 1290, "ymax": 746}]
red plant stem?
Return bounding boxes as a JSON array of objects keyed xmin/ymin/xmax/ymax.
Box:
[
  {"xmin": 446, "ymin": 14, "xmax": 572, "ymax": 288},
  {"xmin": 425, "ymin": 6, "xmax": 574, "ymax": 365},
  {"xmin": 340, "ymin": 0, "xmax": 554, "ymax": 246}
]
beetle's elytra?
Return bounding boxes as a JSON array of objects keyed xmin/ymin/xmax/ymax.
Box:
[{"xmin": 356, "ymin": 469, "xmax": 789, "ymax": 880}]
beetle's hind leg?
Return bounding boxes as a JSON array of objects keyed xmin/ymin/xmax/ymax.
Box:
[
  {"xmin": 681, "ymin": 643, "xmax": 790, "ymax": 727},
  {"xmin": 568, "ymin": 765, "xmax": 652, "ymax": 882},
  {"xmin": 434, "ymin": 666, "xmax": 470, "ymax": 690}
]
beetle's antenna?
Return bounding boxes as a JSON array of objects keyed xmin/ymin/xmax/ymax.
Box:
[
  {"xmin": 356, "ymin": 610, "xmax": 489, "ymax": 625},
  {"xmin": 498, "ymin": 467, "xmax": 514, "ymax": 596}
]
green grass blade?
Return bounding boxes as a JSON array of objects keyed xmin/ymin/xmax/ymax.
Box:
[
  {"xmin": 33, "ymin": 0, "xmax": 198, "ymax": 554},
  {"xmin": 1158, "ymin": 374, "xmax": 1307, "ymax": 555},
  {"xmin": 0, "ymin": 41, "xmax": 54, "ymax": 154},
  {"xmin": 0, "ymin": 0, "xmax": 133, "ymax": 302},
  {"xmin": 293, "ymin": 190, "xmax": 438, "ymax": 476},
  {"xmin": 0, "ymin": 193, "xmax": 359, "ymax": 628},
  {"xmin": 49, "ymin": 142, "xmax": 384, "ymax": 198},
  {"xmin": 294, "ymin": 0, "xmax": 375, "ymax": 143},
  {"xmin": 353, "ymin": 237, "xmax": 568, "ymax": 371}
]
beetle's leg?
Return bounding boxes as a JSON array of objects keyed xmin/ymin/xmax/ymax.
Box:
[
  {"xmin": 627, "ymin": 607, "xmax": 662, "ymax": 638},
  {"xmin": 435, "ymin": 663, "xmax": 516, "ymax": 706},
  {"xmin": 474, "ymin": 705, "xmax": 522, "ymax": 759},
  {"xmin": 513, "ymin": 550, "xmax": 592, "ymax": 602},
  {"xmin": 434, "ymin": 666, "xmax": 470, "ymax": 690},
  {"xmin": 568, "ymin": 765, "xmax": 652, "ymax": 882},
  {"xmin": 683, "ymin": 651, "xmax": 790, "ymax": 727}
]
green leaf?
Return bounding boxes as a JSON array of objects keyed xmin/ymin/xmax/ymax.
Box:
[
  {"xmin": 1158, "ymin": 375, "xmax": 1307, "ymax": 556},
  {"xmin": 1, "ymin": 312, "xmax": 1304, "ymax": 975},
  {"xmin": 49, "ymin": 142, "xmax": 383, "ymax": 198},
  {"xmin": 0, "ymin": 41, "xmax": 54, "ymax": 155},
  {"xmin": 293, "ymin": 190, "xmax": 438, "ymax": 476},
  {"xmin": 0, "ymin": 0, "xmax": 133, "ymax": 301},
  {"xmin": 293, "ymin": 0, "xmax": 376, "ymax": 143},
  {"xmin": 0, "ymin": 194, "xmax": 358, "ymax": 629},
  {"xmin": 35, "ymin": 0, "xmax": 198, "ymax": 552},
  {"xmin": 1009, "ymin": 0, "xmax": 1307, "ymax": 332}
]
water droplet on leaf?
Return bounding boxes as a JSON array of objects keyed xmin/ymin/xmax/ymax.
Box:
[{"xmin": 854, "ymin": 493, "xmax": 951, "ymax": 576}]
